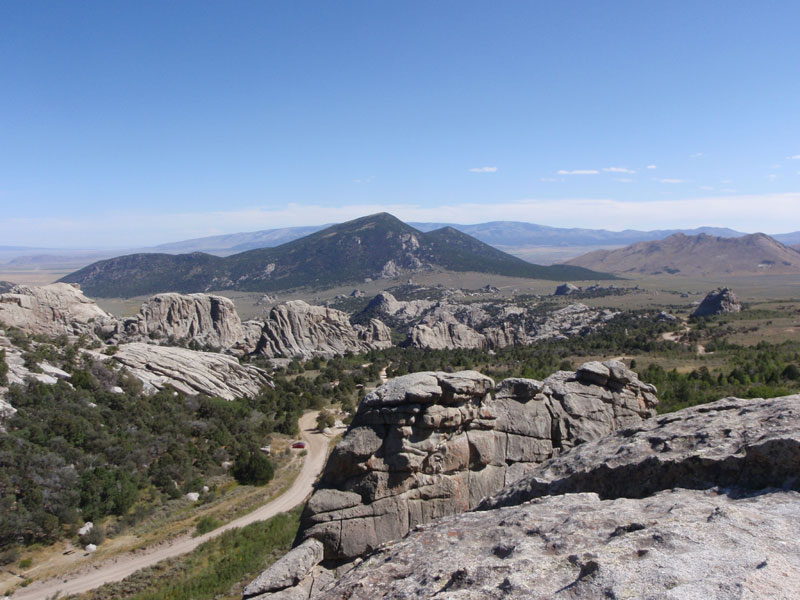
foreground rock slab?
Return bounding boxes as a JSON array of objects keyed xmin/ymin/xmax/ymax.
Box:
[
  {"xmin": 320, "ymin": 393, "xmax": 800, "ymax": 599},
  {"xmin": 323, "ymin": 488, "xmax": 800, "ymax": 599}
]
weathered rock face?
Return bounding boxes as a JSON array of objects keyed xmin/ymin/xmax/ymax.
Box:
[
  {"xmin": 88, "ymin": 342, "xmax": 271, "ymax": 400},
  {"xmin": 528, "ymin": 302, "xmax": 617, "ymax": 341},
  {"xmin": 481, "ymin": 393, "xmax": 800, "ymax": 510},
  {"xmin": 362, "ymin": 291, "xmax": 434, "ymax": 323},
  {"xmin": 297, "ymin": 361, "xmax": 657, "ymax": 562},
  {"xmin": 243, "ymin": 538, "xmax": 326, "ymax": 599},
  {"xmin": 326, "ymin": 488, "xmax": 800, "ymax": 599},
  {"xmin": 407, "ymin": 321, "xmax": 487, "ymax": 350},
  {"xmin": 0, "ymin": 283, "xmax": 116, "ymax": 338},
  {"xmin": 256, "ymin": 301, "xmax": 391, "ymax": 359},
  {"xmin": 124, "ymin": 293, "xmax": 244, "ymax": 349},
  {"xmin": 554, "ymin": 282, "xmax": 579, "ymax": 295},
  {"xmin": 692, "ymin": 287, "xmax": 742, "ymax": 317},
  {"xmin": 320, "ymin": 393, "xmax": 800, "ymax": 600}
]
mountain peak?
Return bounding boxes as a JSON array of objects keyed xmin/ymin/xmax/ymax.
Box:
[
  {"xmin": 565, "ymin": 232, "xmax": 800, "ymax": 276},
  {"xmin": 61, "ymin": 215, "xmax": 611, "ymax": 297}
]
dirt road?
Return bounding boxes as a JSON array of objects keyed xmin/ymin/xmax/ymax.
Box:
[{"xmin": 13, "ymin": 411, "xmax": 329, "ymax": 600}]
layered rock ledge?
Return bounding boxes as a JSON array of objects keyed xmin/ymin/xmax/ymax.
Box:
[
  {"xmin": 298, "ymin": 360, "xmax": 657, "ymax": 562},
  {"xmin": 321, "ymin": 393, "xmax": 800, "ymax": 599}
]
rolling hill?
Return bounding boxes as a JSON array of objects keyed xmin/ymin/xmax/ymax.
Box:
[
  {"xmin": 563, "ymin": 232, "xmax": 800, "ymax": 276},
  {"xmin": 60, "ymin": 213, "xmax": 611, "ymax": 297}
]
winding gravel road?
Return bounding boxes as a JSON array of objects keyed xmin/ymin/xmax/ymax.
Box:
[{"xmin": 13, "ymin": 411, "xmax": 329, "ymax": 600}]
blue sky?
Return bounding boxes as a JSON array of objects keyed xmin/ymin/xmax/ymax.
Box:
[{"xmin": 1, "ymin": 1, "xmax": 799, "ymax": 247}]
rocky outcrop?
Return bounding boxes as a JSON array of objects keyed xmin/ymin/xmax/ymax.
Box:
[
  {"xmin": 0, "ymin": 283, "xmax": 116, "ymax": 338},
  {"xmin": 481, "ymin": 393, "xmax": 800, "ymax": 510},
  {"xmin": 554, "ymin": 282, "xmax": 579, "ymax": 295},
  {"xmin": 528, "ymin": 303, "xmax": 617, "ymax": 341},
  {"xmin": 312, "ymin": 393, "xmax": 800, "ymax": 599},
  {"xmin": 407, "ymin": 321, "xmax": 486, "ymax": 350},
  {"xmin": 256, "ymin": 301, "xmax": 391, "ymax": 359},
  {"xmin": 693, "ymin": 287, "xmax": 742, "ymax": 317},
  {"xmin": 362, "ymin": 292, "xmax": 434, "ymax": 323},
  {"xmin": 88, "ymin": 342, "xmax": 271, "ymax": 400},
  {"xmin": 243, "ymin": 538, "xmax": 326, "ymax": 599},
  {"xmin": 296, "ymin": 361, "xmax": 657, "ymax": 562},
  {"xmin": 326, "ymin": 488, "xmax": 800, "ymax": 599},
  {"xmin": 124, "ymin": 293, "xmax": 244, "ymax": 349}
]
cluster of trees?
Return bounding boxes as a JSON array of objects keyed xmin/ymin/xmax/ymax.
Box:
[
  {"xmin": 0, "ymin": 351, "xmax": 317, "ymax": 550},
  {"xmin": 0, "ymin": 348, "xmax": 7, "ymax": 384}
]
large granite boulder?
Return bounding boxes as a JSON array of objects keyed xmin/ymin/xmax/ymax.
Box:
[
  {"xmin": 124, "ymin": 293, "xmax": 244, "ymax": 349},
  {"xmin": 692, "ymin": 287, "xmax": 742, "ymax": 317},
  {"xmin": 554, "ymin": 282, "xmax": 580, "ymax": 295},
  {"xmin": 88, "ymin": 342, "xmax": 271, "ymax": 400},
  {"xmin": 256, "ymin": 301, "xmax": 391, "ymax": 359},
  {"xmin": 314, "ymin": 393, "xmax": 800, "ymax": 599},
  {"xmin": 407, "ymin": 321, "xmax": 487, "ymax": 350},
  {"xmin": 296, "ymin": 361, "xmax": 657, "ymax": 562},
  {"xmin": 0, "ymin": 283, "xmax": 117, "ymax": 338}
]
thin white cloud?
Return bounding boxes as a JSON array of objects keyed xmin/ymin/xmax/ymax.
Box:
[
  {"xmin": 788, "ymin": 155, "xmax": 800, "ymax": 160},
  {"xmin": 615, "ymin": 178, "xmax": 634, "ymax": 183},
  {"xmin": 690, "ymin": 152, "xmax": 704, "ymax": 158},
  {"xmin": 699, "ymin": 186, "xmax": 714, "ymax": 191},
  {"xmin": 556, "ymin": 169, "xmax": 599, "ymax": 175},
  {"xmin": 4, "ymin": 193, "xmax": 800, "ymax": 247},
  {"xmin": 603, "ymin": 167, "xmax": 636, "ymax": 174},
  {"xmin": 767, "ymin": 174, "xmax": 778, "ymax": 181},
  {"xmin": 646, "ymin": 165, "xmax": 657, "ymax": 169},
  {"xmin": 469, "ymin": 166, "xmax": 498, "ymax": 173},
  {"xmin": 654, "ymin": 178, "xmax": 685, "ymax": 184}
]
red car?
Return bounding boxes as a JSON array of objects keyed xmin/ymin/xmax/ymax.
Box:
[{"xmin": 291, "ymin": 441, "xmax": 307, "ymax": 449}]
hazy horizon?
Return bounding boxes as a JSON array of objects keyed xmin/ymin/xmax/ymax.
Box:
[{"xmin": 2, "ymin": 2, "xmax": 799, "ymax": 246}]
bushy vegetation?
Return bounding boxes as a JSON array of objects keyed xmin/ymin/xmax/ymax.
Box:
[
  {"xmin": 76, "ymin": 508, "xmax": 300, "ymax": 600},
  {"xmin": 0, "ymin": 343, "xmax": 326, "ymax": 550},
  {"xmin": 0, "ymin": 348, "xmax": 8, "ymax": 385}
]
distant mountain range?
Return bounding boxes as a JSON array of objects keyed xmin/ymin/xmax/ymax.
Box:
[
  {"xmin": 147, "ymin": 222, "xmax": 800, "ymax": 255},
  {"xmin": 5, "ymin": 222, "xmax": 800, "ymax": 270},
  {"xmin": 60, "ymin": 213, "xmax": 609, "ymax": 297},
  {"xmin": 564, "ymin": 232, "xmax": 800, "ymax": 276}
]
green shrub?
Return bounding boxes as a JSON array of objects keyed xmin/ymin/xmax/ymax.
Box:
[
  {"xmin": 193, "ymin": 515, "xmax": 221, "ymax": 537},
  {"xmin": 232, "ymin": 448, "xmax": 275, "ymax": 486},
  {"xmin": 0, "ymin": 348, "xmax": 7, "ymax": 384}
]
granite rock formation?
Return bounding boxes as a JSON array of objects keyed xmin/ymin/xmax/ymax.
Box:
[
  {"xmin": 0, "ymin": 283, "xmax": 116, "ymax": 338},
  {"xmin": 124, "ymin": 293, "xmax": 244, "ymax": 349},
  {"xmin": 326, "ymin": 487, "xmax": 800, "ymax": 599},
  {"xmin": 297, "ymin": 361, "xmax": 657, "ymax": 562},
  {"xmin": 363, "ymin": 288, "xmax": 618, "ymax": 351},
  {"xmin": 87, "ymin": 342, "xmax": 271, "ymax": 400},
  {"xmin": 255, "ymin": 301, "xmax": 392, "ymax": 359},
  {"xmin": 692, "ymin": 287, "xmax": 742, "ymax": 318},
  {"xmin": 554, "ymin": 282, "xmax": 579, "ymax": 295},
  {"xmin": 322, "ymin": 393, "xmax": 800, "ymax": 599}
]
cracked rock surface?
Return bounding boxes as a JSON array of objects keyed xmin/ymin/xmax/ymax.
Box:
[
  {"xmin": 296, "ymin": 361, "xmax": 657, "ymax": 561},
  {"xmin": 320, "ymin": 393, "xmax": 800, "ymax": 600},
  {"xmin": 324, "ymin": 487, "xmax": 800, "ymax": 599}
]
